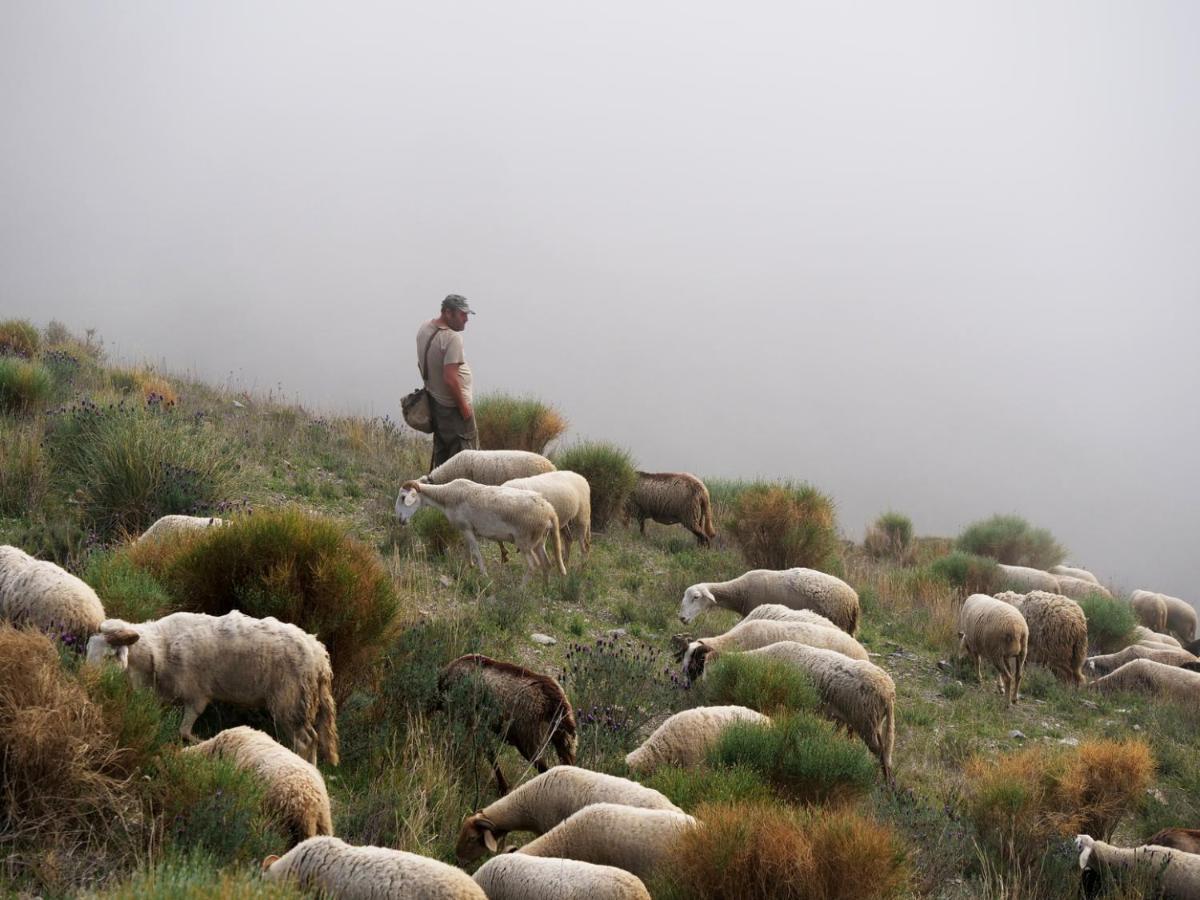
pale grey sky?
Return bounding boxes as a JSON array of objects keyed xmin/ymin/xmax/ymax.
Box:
[{"xmin": 2, "ymin": 2, "xmax": 1197, "ymax": 599}]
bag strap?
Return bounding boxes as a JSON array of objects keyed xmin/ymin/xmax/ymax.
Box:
[{"xmin": 419, "ymin": 326, "xmax": 447, "ymax": 382}]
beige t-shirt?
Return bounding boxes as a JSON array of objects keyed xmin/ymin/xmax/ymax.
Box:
[{"xmin": 415, "ymin": 320, "xmax": 473, "ymax": 409}]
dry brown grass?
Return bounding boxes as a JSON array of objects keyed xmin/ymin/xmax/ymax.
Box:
[{"xmin": 848, "ymin": 553, "xmax": 961, "ymax": 652}]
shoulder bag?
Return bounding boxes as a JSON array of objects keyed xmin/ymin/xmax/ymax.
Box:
[{"xmin": 400, "ymin": 327, "xmax": 445, "ymax": 433}]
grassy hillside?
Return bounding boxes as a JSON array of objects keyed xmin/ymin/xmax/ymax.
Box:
[{"xmin": 1, "ymin": 320, "xmax": 1196, "ymax": 899}]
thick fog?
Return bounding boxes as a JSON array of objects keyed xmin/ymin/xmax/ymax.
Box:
[{"xmin": 2, "ymin": 2, "xmax": 1197, "ymax": 600}]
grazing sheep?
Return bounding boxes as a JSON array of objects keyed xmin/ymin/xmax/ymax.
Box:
[
  {"xmin": 0, "ymin": 545, "xmax": 105, "ymax": 645},
  {"xmin": 622, "ymin": 472, "xmax": 716, "ymax": 547},
  {"xmin": 682, "ymin": 619, "xmax": 870, "ymax": 683},
  {"xmin": 1055, "ymin": 575, "xmax": 1113, "ymax": 602},
  {"xmin": 997, "ymin": 591, "xmax": 1087, "ymax": 686},
  {"xmin": 396, "ymin": 479, "xmax": 565, "ymax": 583},
  {"xmin": 136, "ymin": 514, "xmax": 224, "ymax": 545},
  {"xmin": 1161, "ymin": 594, "xmax": 1198, "ymax": 644},
  {"xmin": 1133, "ymin": 625, "xmax": 1183, "ymax": 649},
  {"xmin": 741, "ymin": 603, "xmax": 840, "ymax": 630},
  {"xmin": 1051, "ymin": 565, "xmax": 1101, "ymax": 585},
  {"xmin": 420, "ymin": 449, "xmax": 556, "ymax": 486},
  {"xmin": 472, "ymin": 853, "xmax": 652, "ymax": 900},
  {"xmin": 957, "ymin": 593, "xmax": 1029, "ymax": 705},
  {"xmin": 678, "ymin": 568, "xmax": 860, "ymax": 635},
  {"xmin": 438, "ymin": 655, "xmax": 576, "ymax": 795},
  {"xmin": 456, "ymin": 765, "xmax": 681, "ymax": 864},
  {"xmin": 515, "ymin": 803, "xmax": 698, "ymax": 883},
  {"xmin": 997, "ymin": 564, "xmax": 1061, "ymax": 593},
  {"xmin": 1090, "ymin": 658, "xmax": 1200, "ymax": 705},
  {"xmin": 1075, "ymin": 834, "xmax": 1200, "ymax": 899},
  {"xmin": 1145, "ymin": 829, "xmax": 1200, "ymax": 854},
  {"xmin": 503, "ymin": 471, "xmax": 592, "ymax": 563},
  {"xmin": 1131, "ymin": 591, "xmax": 1170, "ymax": 634},
  {"xmin": 262, "ymin": 836, "xmax": 486, "ymax": 899},
  {"xmin": 742, "ymin": 641, "xmax": 897, "ymax": 785},
  {"xmin": 624, "ymin": 705, "xmax": 770, "ymax": 773},
  {"xmin": 184, "ymin": 726, "xmax": 332, "ymax": 845},
  {"xmin": 86, "ymin": 610, "xmax": 339, "ymax": 765},
  {"xmin": 1086, "ymin": 645, "xmax": 1198, "ymax": 677}
]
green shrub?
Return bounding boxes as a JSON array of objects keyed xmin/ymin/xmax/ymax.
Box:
[
  {"xmin": 708, "ymin": 712, "xmax": 877, "ymax": 803},
  {"xmin": 93, "ymin": 856, "xmax": 306, "ymax": 899},
  {"xmin": 474, "ymin": 392, "xmax": 568, "ymax": 453},
  {"xmin": 82, "ymin": 662, "xmax": 177, "ymax": 778},
  {"xmin": 1078, "ymin": 593, "xmax": 1137, "ymax": 653},
  {"xmin": 82, "ymin": 549, "xmax": 176, "ymax": 621},
  {"xmin": 927, "ymin": 551, "xmax": 1002, "ymax": 594},
  {"xmin": 955, "ymin": 514, "xmax": 1065, "ymax": 569},
  {"xmin": 0, "ymin": 318, "xmax": 40, "ymax": 357},
  {"xmin": 639, "ymin": 764, "xmax": 772, "ymax": 811},
  {"xmin": 0, "ymin": 417, "xmax": 49, "ymax": 515},
  {"xmin": 699, "ymin": 652, "xmax": 820, "ymax": 715},
  {"xmin": 651, "ymin": 801, "xmax": 911, "ymax": 900},
  {"xmin": 724, "ymin": 481, "xmax": 842, "ymax": 572},
  {"xmin": 553, "ymin": 441, "xmax": 638, "ymax": 531},
  {"xmin": 408, "ymin": 507, "xmax": 462, "ymax": 558},
  {"xmin": 0, "ymin": 357, "xmax": 53, "ymax": 413},
  {"xmin": 864, "ymin": 511, "xmax": 914, "ymax": 560},
  {"xmin": 45, "ymin": 399, "xmax": 235, "ymax": 536},
  {"xmin": 145, "ymin": 508, "xmax": 400, "ymax": 701}
]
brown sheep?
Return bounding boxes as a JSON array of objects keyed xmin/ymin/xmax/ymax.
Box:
[
  {"xmin": 1145, "ymin": 828, "xmax": 1200, "ymax": 854},
  {"xmin": 623, "ymin": 472, "xmax": 716, "ymax": 546},
  {"xmin": 438, "ymin": 654, "xmax": 577, "ymax": 795}
]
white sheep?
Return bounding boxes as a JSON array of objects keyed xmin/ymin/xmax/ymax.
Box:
[
  {"xmin": 1086, "ymin": 645, "xmax": 1198, "ymax": 677},
  {"xmin": 1075, "ymin": 834, "xmax": 1200, "ymax": 898},
  {"xmin": 1054, "ymin": 575, "xmax": 1113, "ymax": 602},
  {"xmin": 1051, "ymin": 564, "xmax": 1101, "ymax": 585},
  {"xmin": 1131, "ymin": 590, "xmax": 1196, "ymax": 644},
  {"xmin": 997, "ymin": 564, "xmax": 1061, "ymax": 593},
  {"xmin": 262, "ymin": 836, "xmax": 486, "ymax": 899},
  {"xmin": 622, "ymin": 471, "xmax": 716, "ymax": 547},
  {"xmin": 741, "ymin": 641, "xmax": 897, "ymax": 785},
  {"xmin": 502, "ymin": 470, "xmax": 592, "ymax": 563},
  {"xmin": 418, "ymin": 449, "xmax": 556, "ymax": 486},
  {"xmin": 678, "ymin": 568, "xmax": 860, "ymax": 635},
  {"xmin": 86, "ymin": 610, "xmax": 339, "ymax": 765},
  {"xmin": 455, "ymin": 765, "xmax": 681, "ymax": 864},
  {"xmin": 1131, "ymin": 590, "xmax": 1170, "ymax": 634},
  {"xmin": 396, "ymin": 479, "xmax": 565, "ymax": 583},
  {"xmin": 515, "ymin": 803, "xmax": 698, "ymax": 884},
  {"xmin": 183, "ymin": 726, "xmax": 332, "ymax": 845},
  {"xmin": 0, "ymin": 544, "xmax": 105, "ymax": 645},
  {"xmin": 996, "ymin": 590, "xmax": 1087, "ymax": 685},
  {"xmin": 740, "ymin": 603, "xmax": 840, "ymax": 630},
  {"xmin": 135, "ymin": 514, "xmax": 225, "ymax": 545},
  {"xmin": 957, "ymin": 593, "xmax": 1029, "ymax": 705},
  {"xmin": 682, "ymin": 619, "xmax": 870, "ymax": 683},
  {"xmin": 472, "ymin": 853, "xmax": 652, "ymax": 900},
  {"xmin": 1133, "ymin": 625, "xmax": 1183, "ymax": 649},
  {"xmin": 1089, "ymin": 658, "xmax": 1200, "ymax": 705},
  {"xmin": 1160, "ymin": 593, "xmax": 1198, "ymax": 644},
  {"xmin": 625, "ymin": 705, "xmax": 771, "ymax": 773}
]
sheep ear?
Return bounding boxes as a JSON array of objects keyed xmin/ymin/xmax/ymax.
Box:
[
  {"xmin": 1074, "ymin": 835, "xmax": 1094, "ymax": 869},
  {"xmin": 483, "ymin": 829, "xmax": 498, "ymax": 853},
  {"xmin": 105, "ymin": 628, "xmax": 140, "ymax": 647},
  {"xmin": 261, "ymin": 855, "xmax": 280, "ymax": 872}
]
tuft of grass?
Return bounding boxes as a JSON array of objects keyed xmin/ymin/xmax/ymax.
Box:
[
  {"xmin": 724, "ymin": 481, "xmax": 842, "ymax": 572},
  {"xmin": 408, "ymin": 507, "xmax": 463, "ymax": 558},
  {"xmin": 955, "ymin": 514, "xmax": 1065, "ymax": 569},
  {"xmin": 82, "ymin": 548, "xmax": 177, "ymax": 621},
  {"xmin": 93, "ymin": 856, "xmax": 307, "ymax": 899},
  {"xmin": 0, "ymin": 416, "xmax": 49, "ymax": 514},
  {"xmin": 699, "ymin": 652, "xmax": 821, "ymax": 715},
  {"xmin": 553, "ymin": 441, "xmax": 638, "ymax": 532},
  {"xmin": 1078, "ymin": 593, "xmax": 1137, "ymax": 653},
  {"xmin": 651, "ymin": 800, "xmax": 911, "ymax": 900},
  {"xmin": 927, "ymin": 551, "xmax": 1002, "ymax": 594},
  {"xmin": 0, "ymin": 318, "xmax": 40, "ymax": 357},
  {"xmin": 864, "ymin": 511, "xmax": 914, "ymax": 560},
  {"xmin": 142, "ymin": 507, "xmax": 401, "ymax": 701},
  {"xmin": 474, "ymin": 392, "xmax": 567, "ymax": 454},
  {"xmin": 707, "ymin": 712, "xmax": 877, "ymax": 804},
  {"xmin": 0, "ymin": 356, "xmax": 53, "ymax": 413},
  {"xmin": 639, "ymin": 764, "xmax": 773, "ymax": 811}
]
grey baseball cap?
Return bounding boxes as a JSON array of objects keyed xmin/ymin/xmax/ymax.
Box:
[{"xmin": 442, "ymin": 294, "xmax": 475, "ymax": 314}]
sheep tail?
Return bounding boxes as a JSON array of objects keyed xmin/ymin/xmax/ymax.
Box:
[
  {"xmin": 315, "ymin": 668, "xmax": 340, "ymax": 766},
  {"xmin": 700, "ymin": 488, "xmax": 716, "ymax": 539}
]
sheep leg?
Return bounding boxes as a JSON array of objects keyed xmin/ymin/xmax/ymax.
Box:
[
  {"xmin": 561, "ymin": 528, "xmax": 572, "ymax": 565},
  {"xmin": 496, "ymin": 541, "xmax": 510, "ymax": 564},
  {"xmin": 463, "ymin": 530, "xmax": 488, "ymax": 575},
  {"xmin": 179, "ymin": 699, "xmax": 209, "ymax": 743},
  {"xmin": 493, "ymin": 761, "xmax": 510, "ymax": 796}
]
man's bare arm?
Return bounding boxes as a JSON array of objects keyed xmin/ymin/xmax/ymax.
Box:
[{"xmin": 443, "ymin": 363, "xmax": 473, "ymax": 420}]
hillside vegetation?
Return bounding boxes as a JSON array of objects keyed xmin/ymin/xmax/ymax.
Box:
[{"xmin": 1, "ymin": 319, "xmax": 1196, "ymax": 899}]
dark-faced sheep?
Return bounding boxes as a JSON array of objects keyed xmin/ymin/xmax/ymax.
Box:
[
  {"xmin": 438, "ymin": 654, "xmax": 577, "ymax": 795},
  {"xmin": 622, "ymin": 472, "xmax": 716, "ymax": 546}
]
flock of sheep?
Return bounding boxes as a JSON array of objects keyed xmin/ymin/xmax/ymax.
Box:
[{"xmin": 1, "ymin": 445, "xmax": 1199, "ymax": 897}]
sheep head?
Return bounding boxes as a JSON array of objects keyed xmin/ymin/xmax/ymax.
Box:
[
  {"xmin": 455, "ymin": 812, "xmax": 503, "ymax": 863},
  {"xmin": 85, "ymin": 621, "xmax": 140, "ymax": 669},
  {"xmin": 678, "ymin": 584, "xmax": 716, "ymax": 624},
  {"xmin": 394, "ymin": 481, "xmax": 425, "ymax": 523},
  {"xmin": 682, "ymin": 640, "xmax": 714, "ymax": 684}
]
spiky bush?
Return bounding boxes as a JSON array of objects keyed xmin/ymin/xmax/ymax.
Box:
[
  {"xmin": 137, "ymin": 507, "xmax": 400, "ymax": 700},
  {"xmin": 82, "ymin": 549, "xmax": 176, "ymax": 621},
  {"xmin": 110, "ymin": 366, "xmax": 179, "ymax": 405},
  {"xmin": 699, "ymin": 652, "xmax": 821, "ymax": 715},
  {"xmin": 0, "ymin": 356, "xmax": 53, "ymax": 413},
  {"xmin": 955, "ymin": 514, "xmax": 1065, "ymax": 569},
  {"xmin": 0, "ymin": 417, "xmax": 49, "ymax": 515},
  {"xmin": 1078, "ymin": 593, "xmax": 1137, "ymax": 654},
  {"xmin": 864, "ymin": 511, "xmax": 914, "ymax": 560},
  {"xmin": 0, "ymin": 318, "xmax": 40, "ymax": 357},
  {"xmin": 927, "ymin": 551, "xmax": 1002, "ymax": 594},
  {"xmin": 724, "ymin": 481, "xmax": 841, "ymax": 572},
  {"xmin": 639, "ymin": 765, "xmax": 773, "ymax": 811},
  {"xmin": 45, "ymin": 398, "xmax": 235, "ymax": 536},
  {"xmin": 474, "ymin": 392, "xmax": 567, "ymax": 454},
  {"xmin": 553, "ymin": 441, "xmax": 638, "ymax": 531},
  {"xmin": 651, "ymin": 801, "xmax": 910, "ymax": 900}
]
